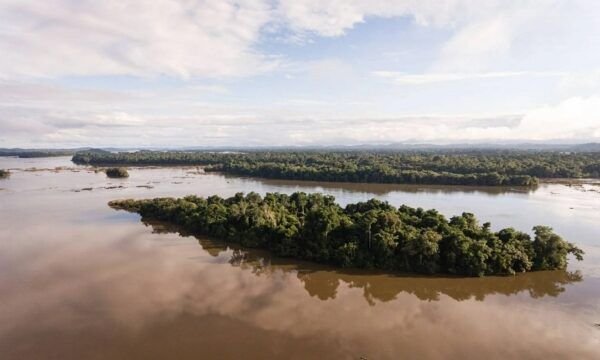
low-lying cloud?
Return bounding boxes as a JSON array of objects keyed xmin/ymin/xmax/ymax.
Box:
[{"xmin": 2, "ymin": 92, "xmax": 599, "ymax": 147}]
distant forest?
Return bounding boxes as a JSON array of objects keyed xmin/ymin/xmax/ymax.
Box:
[
  {"xmin": 72, "ymin": 150, "xmax": 600, "ymax": 186},
  {"xmin": 110, "ymin": 192, "xmax": 583, "ymax": 277},
  {"xmin": 0, "ymin": 149, "xmax": 75, "ymax": 158}
]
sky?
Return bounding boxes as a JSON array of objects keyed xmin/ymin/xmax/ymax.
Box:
[{"xmin": 1, "ymin": 0, "xmax": 600, "ymax": 148}]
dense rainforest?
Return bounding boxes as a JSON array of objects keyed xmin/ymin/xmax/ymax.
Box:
[
  {"xmin": 110, "ymin": 192, "xmax": 583, "ymax": 277},
  {"xmin": 73, "ymin": 150, "xmax": 600, "ymax": 187}
]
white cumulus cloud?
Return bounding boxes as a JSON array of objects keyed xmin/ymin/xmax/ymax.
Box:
[
  {"xmin": 0, "ymin": 0, "xmax": 273, "ymax": 78},
  {"xmin": 513, "ymin": 97, "xmax": 600, "ymax": 141},
  {"xmin": 1, "ymin": 1, "xmax": 600, "ymax": 146}
]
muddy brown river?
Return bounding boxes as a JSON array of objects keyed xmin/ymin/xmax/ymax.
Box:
[{"xmin": 1, "ymin": 156, "xmax": 599, "ymax": 359}]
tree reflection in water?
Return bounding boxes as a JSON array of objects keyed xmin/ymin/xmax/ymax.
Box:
[{"xmin": 144, "ymin": 220, "xmax": 582, "ymax": 305}]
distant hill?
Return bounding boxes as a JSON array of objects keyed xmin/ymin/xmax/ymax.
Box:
[
  {"xmin": 317, "ymin": 142, "xmax": 600, "ymax": 152},
  {"xmin": 177, "ymin": 142, "xmax": 600, "ymax": 152},
  {"xmin": 567, "ymin": 143, "xmax": 600, "ymax": 152},
  {"xmin": 3, "ymin": 142, "xmax": 600, "ymax": 156}
]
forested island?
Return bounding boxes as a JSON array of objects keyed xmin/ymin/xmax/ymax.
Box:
[
  {"xmin": 105, "ymin": 167, "xmax": 129, "ymax": 178},
  {"xmin": 0, "ymin": 169, "xmax": 10, "ymax": 179},
  {"xmin": 110, "ymin": 192, "xmax": 583, "ymax": 277},
  {"xmin": 73, "ymin": 150, "xmax": 600, "ymax": 187}
]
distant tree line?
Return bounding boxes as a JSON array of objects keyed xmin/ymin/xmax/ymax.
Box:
[
  {"xmin": 110, "ymin": 192, "xmax": 583, "ymax": 277},
  {"xmin": 0, "ymin": 169, "xmax": 9, "ymax": 179},
  {"xmin": 207, "ymin": 162, "xmax": 538, "ymax": 186},
  {"xmin": 0, "ymin": 150, "xmax": 75, "ymax": 158},
  {"xmin": 73, "ymin": 150, "xmax": 600, "ymax": 186}
]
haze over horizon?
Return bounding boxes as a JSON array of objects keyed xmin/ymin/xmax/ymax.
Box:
[{"xmin": 2, "ymin": 1, "xmax": 600, "ymax": 148}]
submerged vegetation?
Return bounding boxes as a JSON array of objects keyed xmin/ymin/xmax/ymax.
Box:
[
  {"xmin": 110, "ymin": 192, "xmax": 583, "ymax": 277},
  {"xmin": 105, "ymin": 167, "xmax": 129, "ymax": 178},
  {"xmin": 0, "ymin": 169, "xmax": 10, "ymax": 179},
  {"xmin": 74, "ymin": 150, "xmax": 600, "ymax": 187}
]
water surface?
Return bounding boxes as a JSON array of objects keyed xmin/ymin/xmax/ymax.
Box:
[{"xmin": 1, "ymin": 157, "xmax": 599, "ymax": 359}]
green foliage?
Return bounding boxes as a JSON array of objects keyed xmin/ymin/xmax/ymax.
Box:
[
  {"xmin": 532, "ymin": 226, "xmax": 584, "ymax": 270},
  {"xmin": 0, "ymin": 169, "xmax": 10, "ymax": 179},
  {"xmin": 105, "ymin": 167, "xmax": 129, "ymax": 178},
  {"xmin": 109, "ymin": 192, "xmax": 584, "ymax": 277},
  {"xmin": 73, "ymin": 150, "xmax": 600, "ymax": 186},
  {"xmin": 0, "ymin": 149, "xmax": 75, "ymax": 158}
]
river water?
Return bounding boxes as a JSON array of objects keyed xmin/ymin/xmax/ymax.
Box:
[{"xmin": 1, "ymin": 156, "xmax": 599, "ymax": 359}]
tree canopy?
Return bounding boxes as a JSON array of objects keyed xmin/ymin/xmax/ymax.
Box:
[
  {"xmin": 74, "ymin": 150, "xmax": 600, "ymax": 187},
  {"xmin": 105, "ymin": 167, "xmax": 129, "ymax": 178},
  {"xmin": 110, "ymin": 192, "xmax": 583, "ymax": 277}
]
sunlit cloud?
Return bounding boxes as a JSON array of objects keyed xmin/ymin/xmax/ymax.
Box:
[{"xmin": 0, "ymin": 1, "xmax": 599, "ymax": 147}]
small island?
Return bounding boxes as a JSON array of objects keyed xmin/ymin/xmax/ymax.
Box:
[
  {"xmin": 110, "ymin": 192, "xmax": 583, "ymax": 277},
  {"xmin": 0, "ymin": 169, "xmax": 10, "ymax": 179},
  {"xmin": 105, "ymin": 167, "xmax": 129, "ymax": 178}
]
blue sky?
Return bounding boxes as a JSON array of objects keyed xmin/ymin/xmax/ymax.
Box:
[{"xmin": 1, "ymin": 0, "xmax": 600, "ymax": 147}]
